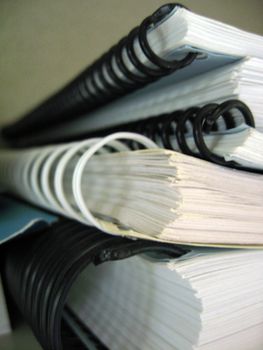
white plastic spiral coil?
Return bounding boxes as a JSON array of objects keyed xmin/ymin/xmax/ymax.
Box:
[{"xmin": 0, "ymin": 132, "xmax": 157, "ymax": 231}]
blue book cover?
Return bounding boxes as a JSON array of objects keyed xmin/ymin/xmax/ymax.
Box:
[{"xmin": 0, "ymin": 195, "xmax": 57, "ymax": 244}]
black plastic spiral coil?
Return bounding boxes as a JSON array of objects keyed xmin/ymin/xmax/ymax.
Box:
[
  {"xmin": 3, "ymin": 219, "xmax": 187, "ymax": 350},
  {"xmin": 2, "ymin": 3, "xmax": 197, "ymax": 140},
  {"xmin": 51, "ymin": 99, "xmax": 261, "ymax": 174}
]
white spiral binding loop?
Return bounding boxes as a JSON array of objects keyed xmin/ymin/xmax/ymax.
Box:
[
  {"xmin": 30, "ymin": 147, "xmax": 54, "ymax": 208},
  {"xmin": 0, "ymin": 133, "xmax": 158, "ymax": 229},
  {"xmin": 41, "ymin": 143, "xmax": 74, "ymax": 215},
  {"xmin": 21, "ymin": 150, "xmax": 39, "ymax": 199},
  {"xmin": 72, "ymin": 132, "xmax": 158, "ymax": 230},
  {"xmin": 54, "ymin": 138, "xmax": 130, "ymax": 223}
]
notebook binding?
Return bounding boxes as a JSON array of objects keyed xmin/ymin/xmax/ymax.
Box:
[
  {"xmin": 68, "ymin": 99, "xmax": 261, "ymax": 174},
  {"xmin": 128, "ymin": 100, "xmax": 262, "ymax": 173},
  {"xmin": 3, "ymin": 220, "xmax": 186, "ymax": 350}
]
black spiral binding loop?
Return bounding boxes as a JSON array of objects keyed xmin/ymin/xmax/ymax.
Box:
[
  {"xmin": 2, "ymin": 3, "xmax": 197, "ymax": 140},
  {"xmin": 124, "ymin": 101, "xmax": 238, "ymax": 152},
  {"xmin": 144, "ymin": 12, "xmax": 197, "ymax": 71},
  {"xmin": 74, "ymin": 3, "xmax": 197, "ymax": 93},
  {"xmin": 140, "ymin": 100, "xmax": 262, "ymax": 173},
  {"xmin": 192, "ymin": 99, "xmax": 262, "ymax": 173},
  {"xmin": 175, "ymin": 103, "xmax": 240, "ymax": 157},
  {"xmin": 138, "ymin": 99, "xmax": 262, "ymax": 173},
  {"xmin": 66, "ymin": 99, "xmax": 261, "ymax": 174},
  {"xmin": 4, "ymin": 220, "xmax": 187, "ymax": 350},
  {"xmin": 176, "ymin": 107, "xmax": 199, "ymax": 156},
  {"xmin": 129, "ymin": 3, "xmax": 197, "ymax": 77}
]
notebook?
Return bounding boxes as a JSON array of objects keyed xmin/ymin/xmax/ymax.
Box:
[
  {"xmin": 67, "ymin": 248, "xmax": 263, "ymax": 350},
  {"xmin": 4, "ymin": 216, "xmax": 263, "ymax": 350},
  {"xmin": 2, "ymin": 4, "xmax": 263, "ymax": 141},
  {"xmin": 27, "ymin": 57, "xmax": 263, "ymax": 146},
  {"xmin": 23, "ymin": 99, "xmax": 263, "ymax": 172},
  {"xmin": 0, "ymin": 133, "xmax": 263, "ymax": 247},
  {"xmin": 3, "ymin": 217, "xmax": 185, "ymax": 350}
]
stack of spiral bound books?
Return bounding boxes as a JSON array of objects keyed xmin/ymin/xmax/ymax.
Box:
[{"xmin": 1, "ymin": 3, "xmax": 263, "ymax": 350}]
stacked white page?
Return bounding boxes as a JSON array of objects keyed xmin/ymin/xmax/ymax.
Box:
[
  {"xmin": 0, "ymin": 133, "xmax": 262, "ymax": 246},
  {"xmin": 68, "ymin": 248, "xmax": 263, "ymax": 350},
  {"xmin": 97, "ymin": 5, "xmax": 263, "ymax": 92},
  {"xmin": 185, "ymin": 124, "xmax": 263, "ymax": 169}
]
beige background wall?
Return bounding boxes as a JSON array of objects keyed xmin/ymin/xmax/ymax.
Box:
[{"xmin": 1, "ymin": 0, "xmax": 263, "ymax": 127}]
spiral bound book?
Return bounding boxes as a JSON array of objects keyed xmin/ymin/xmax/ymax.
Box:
[
  {"xmin": 3, "ymin": 219, "xmax": 186, "ymax": 350},
  {"xmin": 3, "ymin": 218, "xmax": 263, "ymax": 350},
  {"xmin": 0, "ymin": 133, "xmax": 262, "ymax": 247},
  {"xmin": 67, "ymin": 248, "xmax": 263, "ymax": 350},
  {"xmin": 29, "ymin": 57, "xmax": 263, "ymax": 147},
  {"xmin": 2, "ymin": 3, "xmax": 263, "ymax": 141},
  {"xmin": 26, "ymin": 99, "xmax": 263, "ymax": 172}
]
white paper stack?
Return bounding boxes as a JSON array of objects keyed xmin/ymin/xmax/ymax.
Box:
[
  {"xmin": 0, "ymin": 133, "xmax": 262, "ymax": 247},
  {"xmin": 68, "ymin": 248, "xmax": 263, "ymax": 350}
]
